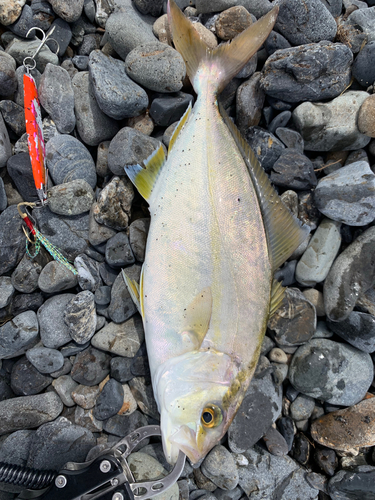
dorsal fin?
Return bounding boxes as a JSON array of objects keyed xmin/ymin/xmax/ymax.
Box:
[
  {"xmin": 124, "ymin": 144, "xmax": 166, "ymax": 202},
  {"xmin": 168, "ymin": 101, "xmax": 192, "ymax": 153},
  {"xmin": 219, "ymin": 103, "xmax": 310, "ymax": 272}
]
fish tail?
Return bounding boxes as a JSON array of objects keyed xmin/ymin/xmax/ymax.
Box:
[{"xmin": 167, "ymin": 0, "xmax": 278, "ymax": 96}]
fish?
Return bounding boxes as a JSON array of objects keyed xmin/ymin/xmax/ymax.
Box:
[{"xmin": 123, "ymin": 0, "xmax": 309, "ymax": 465}]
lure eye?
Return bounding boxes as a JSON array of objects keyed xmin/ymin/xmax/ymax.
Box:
[{"xmin": 201, "ymin": 405, "xmax": 223, "ymax": 428}]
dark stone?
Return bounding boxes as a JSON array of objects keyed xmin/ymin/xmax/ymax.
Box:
[
  {"xmin": 149, "ymin": 92, "xmax": 193, "ymax": 127},
  {"xmin": 93, "ymin": 378, "xmax": 124, "ymax": 421},
  {"xmin": 298, "ymin": 191, "xmax": 321, "ymax": 230},
  {"xmin": 0, "ymin": 205, "xmax": 26, "ymax": 275},
  {"xmin": 71, "ymin": 346, "xmax": 111, "ymax": 386},
  {"xmin": 108, "ymin": 267, "xmax": 138, "ymax": 324},
  {"xmin": 11, "ymin": 254, "xmax": 44, "ymax": 294},
  {"xmin": 38, "ymin": 293, "xmax": 75, "ymax": 349},
  {"xmin": 103, "ymin": 409, "xmax": 148, "ymax": 439},
  {"xmin": 131, "ymin": 343, "xmax": 151, "ymax": 381},
  {"xmin": 327, "ymin": 312, "xmax": 375, "ymax": 353},
  {"xmin": 133, "ymin": 0, "xmax": 164, "ymax": 16},
  {"xmin": 46, "ymin": 18, "xmax": 72, "ymax": 57},
  {"xmin": 11, "ymin": 292, "xmax": 43, "ymax": 316},
  {"xmin": 7, "ymin": 153, "xmax": 38, "ymax": 201},
  {"xmin": 26, "ymin": 347, "xmax": 64, "ymax": 374},
  {"xmin": 315, "ymin": 448, "xmax": 338, "ymax": 477},
  {"xmin": 273, "ymin": 260, "xmax": 297, "ymax": 287},
  {"xmin": 8, "ymin": 4, "xmax": 34, "ymax": 37},
  {"xmin": 99, "ymin": 262, "xmax": 119, "ymax": 287},
  {"xmin": 264, "ymin": 30, "xmax": 291, "ymax": 56},
  {"xmin": 30, "ymin": 0, "xmax": 55, "ymax": 30},
  {"xmin": 262, "ymin": 426, "xmax": 289, "ymax": 456},
  {"xmin": 105, "ymin": 232, "xmax": 135, "ymax": 267},
  {"xmin": 72, "ymin": 55, "xmax": 89, "ymax": 70},
  {"xmin": 328, "ymin": 465, "xmax": 375, "ymax": 500},
  {"xmin": 276, "ymin": 417, "xmax": 295, "ymax": 452},
  {"xmin": 244, "ymin": 126, "xmax": 285, "ymax": 173},
  {"xmin": 268, "ymin": 110, "xmax": 291, "ymax": 135},
  {"xmin": 64, "ymin": 290, "xmax": 97, "ymax": 344},
  {"xmin": 47, "ymin": 0, "xmax": 84, "ymax": 23},
  {"xmin": 10, "ymin": 358, "xmax": 52, "ymax": 396},
  {"xmin": 78, "ymin": 33, "xmax": 101, "ymax": 56},
  {"xmin": 0, "ymin": 311, "xmax": 39, "ymax": 359},
  {"xmin": 0, "ymin": 99, "xmax": 25, "ymax": 136},
  {"xmin": 111, "ymin": 357, "xmax": 133, "ymax": 384},
  {"xmin": 275, "ymin": 127, "xmax": 304, "ymax": 152},
  {"xmin": 75, "ymin": 253, "xmax": 102, "ymax": 292},
  {"xmin": 291, "ymin": 433, "xmax": 310, "ymax": 466},
  {"xmin": 270, "ymin": 149, "xmax": 317, "ymax": 191},
  {"xmin": 94, "ymin": 286, "xmax": 111, "ymax": 306}
]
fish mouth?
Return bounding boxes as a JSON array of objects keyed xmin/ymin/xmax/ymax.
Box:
[{"xmin": 163, "ymin": 424, "xmax": 205, "ymax": 465}]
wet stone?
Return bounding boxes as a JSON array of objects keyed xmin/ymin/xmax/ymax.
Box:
[
  {"xmin": 270, "ymin": 149, "xmax": 317, "ymax": 190},
  {"xmin": 38, "ymin": 63, "xmax": 75, "ymax": 134},
  {"xmin": 93, "ymin": 378, "xmax": 124, "ymax": 421},
  {"xmin": 26, "ymin": 347, "xmax": 64, "ymax": 374},
  {"xmin": 88, "ymin": 50, "xmax": 148, "ymax": 120},
  {"xmin": 328, "ymin": 465, "xmax": 375, "ymax": 500},
  {"xmin": 37, "ymin": 293, "xmax": 75, "ymax": 349},
  {"xmin": 261, "ymin": 41, "xmax": 352, "ymax": 104},
  {"xmin": 129, "ymin": 218, "xmax": 150, "ymax": 262},
  {"xmin": 93, "ymin": 176, "xmax": 134, "ymax": 231},
  {"xmin": 71, "ymin": 384, "xmax": 100, "ymax": 409},
  {"xmin": 0, "ymin": 392, "xmax": 63, "ymax": 436},
  {"xmin": 311, "ymin": 397, "xmax": 375, "ymax": 452},
  {"xmin": 64, "ymin": 290, "xmax": 97, "ymax": 344},
  {"xmin": 262, "ymin": 426, "xmax": 289, "ymax": 456},
  {"xmin": 0, "ymin": 311, "xmax": 39, "ymax": 359},
  {"xmin": 289, "ymin": 338, "xmax": 374, "ymax": 406},
  {"xmin": 0, "ymin": 100, "xmax": 25, "ymax": 136},
  {"xmin": 267, "ymin": 288, "xmax": 316, "ymax": 347},
  {"xmin": 71, "ymin": 346, "xmax": 111, "ymax": 386},
  {"xmin": 290, "ymin": 394, "xmax": 315, "ymax": 421},
  {"xmin": 92, "ymin": 315, "xmax": 144, "ymax": 357},
  {"xmin": 149, "ymin": 92, "xmax": 193, "ymax": 127},
  {"xmin": 125, "ymin": 42, "xmax": 185, "ymax": 93},
  {"xmin": 277, "ymin": 417, "xmax": 295, "ymax": 452},
  {"xmin": 244, "ymin": 126, "xmax": 285, "ymax": 172},
  {"xmin": 327, "ymin": 312, "xmax": 375, "ymax": 353},
  {"xmin": 7, "ymin": 153, "xmax": 38, "ymax": 202},
  {"xmin": 74, "ymin": 254, "xmax": 102, "ymax": 292},
  {"xmin": 11, "ymin": 358, "xmax": 52, "ymax": 396},
  {"xmin": 38, "ymin": 261, "xmax": 78, "ymax": 293},
  {"xmin": 110, "ymin": 357, "xmax": 133, "ymax": 384},
  {"xmin": 291, "ymin": 433, "xmax": 310, "ymax": 467},
  {"xmin": 201, "ymin": 445, "xmax": 239, "ymax": 490},
  {"xmin": 105, "ymin": 232, "xmax": 135, "ymax": 267},
  {"xmin": 314, "ymin": 448, "xmax": 338, "ymax": 476}
]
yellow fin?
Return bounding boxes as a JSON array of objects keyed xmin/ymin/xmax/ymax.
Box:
[
  {"xmin": 268, "ymin": 279, "xmax": 286, "ymax": 319},
  {"xmin": 168, "ymin": 0, "xmax": 278, "ymax": 95},
  {"xmin": 124, "ymin": 143, "xmax": 166, "ymax": 202},
  {"xmin": 122, "ymin": 269, "xmax": 142, "ymax": 316},
  {"xmin": 181, "ymin": 287, "xmax": 212, "ymax": 348},
  {"xmin": 168, "ymin": 101, "xmax": 192, "ymax": 153},
  {"xmin": 219, "ymin": 103, "xmax": 310, "ymax": 272}
]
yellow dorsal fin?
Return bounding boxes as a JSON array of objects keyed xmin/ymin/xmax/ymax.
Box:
[
  {"xmin": 219, "ymin": 103, "xmax": 310, "ymax": 272},
  {"xmin": 124, "ymin": 143, "xmax": 166, "ymax": 202},
  {"xmin": 168, "ymin": 101, "xmax": 192, "ymax": 153},
  {"xmin": 122, "ymin": 269, "xmax": 142, "ymax": 316},
  {"xmin": 268, "ymin": 279, "xmax": 286, "ymax": 319},
  {"xmin": 181, "ymin": 287, "xmax": 212, "ymax": 348}
]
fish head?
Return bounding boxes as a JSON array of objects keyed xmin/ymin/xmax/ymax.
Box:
[{"xmin": 155, "ymin": 350, "xmax": 246, "ymax": 464}]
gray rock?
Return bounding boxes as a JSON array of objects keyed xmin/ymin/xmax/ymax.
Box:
[
  {"xmin": 104, "ymin": 409, "xmax": 148, "ymax": 440},
  {"xmin": 274, "ymin": 0, "xmax": 337, "ymax": 45},
  {"xmin": 290, "ymin": 394, "xmax": 315, "ymax": 421},
  {"xmin": 47, "ymin": 179, "xmax": 95, "ymax": 216},
  {"xmin": 125, "ymin": 42, "xmax": 186, "ymax": 93},
  {"xmin": 236, "ymin": 72, "xmax": 265, "ymax": 133},
  {"xmin": 0, "ymin": 205, "xmax": 25, "ymax": 275},
  {"xmin": 0, "ymin": 100, "xmax": 25, "ymax": 136},
  {"xmin": 72, "ymin": 71, "xmax": 119, "ymax": 146},
  {"xmin": 328, "ymin": 465, "xmax": 375, "ymax": 500},
  {"xmin": 106, "ymin": 9, "xmax": 157, "ymax": 60},
  {"xmin": 11, "ymin": 357, "xmax": 52, "ymax": 396},
  {"xmin": 108, "ymin": 266, "xmax": 140, "ymax": 323},
  {"xmin": 38, "ymin": 261, "xmax": 78, "ymax": 293},
  {"xmin": 0, "ymin": 114, "xmax": 12, "ymax": 173},
  {"xmin": 110, "ymin": 356, "xmax": 133, "ymax": 383},
  {"xmin": 228, "ymin": 372, "xmax": 282, "ymax": 453},
  {"xmin": 0, "ymin": 51, "xmax": 17, "ymax": 98},
  {"xmin": 134, "ymin": 0, "xmax": 163, "ymax": 16},
  {"xmin": 324, "ymin": 226, "xmax": 375, "ymax": 321},
  {"xmin": 26, "ymin": 346, "xmax": 64, "ymax": 374},
  {"xmin": 71, "ymin": 384, "xmax": 100, "ymax": 409},
  {"xmin": 0, "ymin": 277, "xmax": 15, "ymax": 309},
  {"xmin": 46, "ymin": 18, "xmax": 72, "ymax": 57},
  {"xmin": 89, "ymin": 50, "xmax": 148, "ymax": 120},
  {"xmin": 74, "ymin": 406, "xmax": 103, "ymax": 432},
  {"xmin": 5, "ymin": 37, "xmax": 58, "ymax": 72},
  {"xmin": 48, "ymin": 0, "xmax": 84, "ymax": 22},
  {"xmin": 314, "ymin": 162, "xmax": 375, "ymax": 226},
  {"xmin": 275, "ymin": 128, "xmax": 304, "ymax": 152},
  {"xmin": 64, "ymin": 290, "xmax": 97, "ymax": 344},
  {"xmin": 27, "ymin": 416, "xmax": 95, "ymax": 470},
  {"xmin": 74, "ymin": 254, "xmax": 102, "ymax": 292},
  {"xmin": 129, "ymin": 218, "xmax": 150, "ymax": 262},
  {"xmin": 0, "ymin": 392, "xmax": 63, "ymax": 436},
  {"xmin": 91, "ymin": 315, "xmax": 144, "ymax": 357},
  {"xmin": 276, "ymin": 416, "xmax": 295, "ymax": 452},
  {"xmin": 293, "ymin": 91, "xmax": 371, "ymax": 151},
  {"xmin": 52, "ymin": 375, "xmax": 78, "ymax": 406},
  {"xmin": 105, "ymin": 232, "xmax": 135, "ymax": 267},
  {"xmin": 289, "ymin": 338, "xmax": 374, "ymax": 405},
  {"xmin": 11, "ymin": 254, "xmax": 44, "ymax": 294},
  {"xmin": 296, "ymin": 218, "xmax": 341, "ymax": 286},
  {"xmin": 46, "ymin": 134, "xmax": 97, "ymax": 190},
  {"xmin": 264, "ymin": 29, "xmax": 291, "ymax": 56},
  {"xmin": 237, "ymin": 445, "xmax": 318, "ymax": 499},
  {"xmin": 13, "ymin": 65, "xmax": 41, "ymax": 107},
  {"xmin": 38, "ymin": 293, "xmax": 75, "ymax": 348},
  {"xmin": 88, "ymin": 203, "xmax": 117, "ymax": 246},
  {"xmin": 71, "ymin": 346, "xmax": 111, "ymax": 386},
  {"xmin": 7, "ymin": 153, "xmax": 38, "ymax": 202},
  {"xmin": 262, "ymin": 426, "xmax": 289, "ymax": 456},
  {"xmin": 78, "ymin": 34, "xmax": 101, "ymax": 56},
  {"xmin": 50, "ymin": 358, "xmax": 72, "ymax": 378},
  {"xmin": 352, "ymin": 41, "xmax": 375, "ymax": 87},
  {"xmin": 261, "ymin": 42, "xmax": 352, "ymax": 104},
  {"xmin": 93, "ymin": 176, "xmax": 134, "ymax": 231},
  {"xmin": 128, "ymin": 376, "xmax": 159, "ymax": 420},
  {"xmin": 108, "ymin": 126, "xmax": 162, "ymax": 176},
  {"xmin": 38, "ymin": 63, "xmax": 75, "ymax": 134},
  {"xmin": 0, "ymin": 429, "xmax": 35, "ymax": 471},
  {"xmin": 99, "ymin": 262, "xmax": 119, "ymax": 287},
  {"xmin": 93, "ymin": 378, "xmax": 124, "ymax": 420},
  {"xmin": 150, "ymin": 92, "xmax": 193, "ymax": 127},
  {"xmin": 72, "ymin": 55, "xmax": 88, "ymax": 71},
  {"xmin": 201, "ymin": 445, "xmax": 239, "ymax": 490},
  {"xmin": 270, "ymin": 149, "xmax": 317, "ymax": 190},
  {"xmin": 0, "ymin": 311, "xmax": 39, "ymax": 359},
  {"xmin": 96, "ymin": 140, "xmax": 110, "ymax": 178},
  {"xmin": 345, "ymin": 7, "xmax": 375, "ymax": 47},
  {"xmin": 11, "ymin": 292, "xmax": 43, "ymax": 318},
  {"xmin": 0, "ymin": 177, "xmax": 7, "ymax": 212},
  {"xmin": 29, "ymin": 0, "xmax": 55, "ymax": 30},
  {"xmin": 327, "ymin": 312, "xmax": 375, "ymax": 353},
  {"xmin": 244, "ymin": 126, "xmax": 285, "ymax": 172}
]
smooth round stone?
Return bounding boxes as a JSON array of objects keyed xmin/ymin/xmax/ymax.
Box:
[
  {"xmin": 268, "ymin": 347, "xmax": 288, "ymax": 364},
  {"xmin": 263, "ymin": 426, "xmax": 289, "ymax": 456},
  {"xmin": 11, "ymin": 254, "xmax": 44, "ymax": 294},
  {"xmin": 11, "ymin": 358, "xmax": 52, "ymax": 396},
  {"xmin": 328, "ymin": 466, "xmax": 375, "ymax": 500},
  {"xmin": 293, "ymin": 91, "xmax": 371, "ymax": 151},
  {"xmin": 71, "ymin": 384, "xmax": 100, "ymax": 409},
  {"xmin": 0, "ymin": 112, "xmax": 12, "ymax": 169},
  {"xmin": 52, "ymin": 375, "xmax": 78, "ymax": 407},
  {"xmin": 0, "ymin": 311, "xmax": 39, "ymax": 359},
  {"xmin": 26, "ymin": 346, "xmax": 64, "ymax": 374},
  {"xmin": 236, "ymin": 73, "xmax": 265, "ymax": 133},
  {"xmin": 0, "ymin": 51, "xmax": 17, "ymax": 98},
  {"xmin": 0, "ymin": 277, "xmax": 15, "ymax": 309},
  {"xmin": 275, "ymin": 0, "xmax": 336, "ymax": 45},
  {"xmin": 149, "ymin": 92, "xmax": 193, "ymax": 127},
  {"xmin": 72, "ymin": 71, "xmax": 119, "ymax": 146},
  {"xmin": 324, "ymin": 226, "xmax": 375, "ymax": 321},
  {"xmin": 290, "ymin": 394, "xmax": 315, "ymax": 421},
  {"xmin": 89, "ymin": 50, "xmax": 148, "ymax": 120},
  {"xmin": 38, "ymin": 260, "xmax": 78, "ymax": 293},
  {"xmin": 47, "ymin": 179, "xmax": 95, "ymax": 216},
  {"xmin": 93, "ymin": 177, "xmax": 134, "ymax": 231},
  {"xmin": 315, "ymin": 448, "xmax": 338, "ymax": 477},
  {"xmin": 201, "ymin": 445, "xmax": 239, "ymax": 490},
  {"xmin": 93, "ymin": 378, "xmax": 124, "ymax": 421},
  {"xmin": 0, "ymin": 392, "xmax": 62, "ymax": 436},
  {"xmin": 289, "ymin": 338, "xmax": 374, "ymax": 405},
  {"xmin": 110, "ymin": 357, "xmax": 133, "ymax": 384},
  {"xmin": 353, "ymin": 41, "xmax": 375, "ymax": 86},
  {"xmin": 107, "ymin": 266, "xmax": 139, "ymax": 323},
  {"xmin": 108, "ymin": 126, "xmax": 162, "ymax": 176},
  {"xmin": 129, "ymin": 218, "xmax": 150, "ymax": 263},
  {"xmin": 94, "ymin": 286, "xmax": 111, "ymax": 306},
  {"xmin": 51, "ymin": 358, "xmax": 72, "ymax": 378},
  {"xmin": 0, "ymin": 100, "xmax": 25, "ymax": 136},
  {"xmin": 268, "ymin": 110, "xmax": 291, "ymax": 135},
  {"xmin": 38, "ymin": 63, "xmax": 75, "ymax": 134},
  {"xmin": 37, "ymin": 293, "xmax": 75, "ymax": 348},
  {"xmin": 296, "ymin": 218, "xmax": 341, "ymax": 286},
  {"xmin": 125, "ymin": 42, "xmax": 185, "ymax": 93},
  {"xmin": 358, "ymin": 94, "xmax": 375, "ymax": 138},
  {"xmin": 327, "ymin": 311, "xmax": 375, "ymax": 353},
  {"xmin": 261, "ymin": 41, "xmax": 352, "ymax": 104},
  {"xmin": 71, "ymin": 346, "xmax": 111, "ymax": 386},
  {"xmin": 264, "ymin": 29, "xmax": 291, "ymax": 56},
  {"xmin": 74, "ymin": 254, "xmax": 102, "ymax": 292},
  {"xmin": 270, "ymin": 149, "xmax": 317, "ymax": 190},
  {"xmin": 64, "ymin": 291, "xmax": 97, "ymax": 344},
  {"xmin": 244, "ymin": 126, "xmax": 285, "ymax": 172},
  {"xmin": 6, "ymin": 37, "xmax": 58, "ymax": 72},
  {"xmin": 92, "ymin": 316, "xmax": 144, "ymax": 357},
  {"xmin": 46, "ymin": 134, "xmax": 97, "ymax": 190},
  {"xmin": 105, "ymin": 232, "xmax": 135, "ymax": 267},
  {"xmin": 7, "ymin": 153, "xmax": 38, "ymax": 202},
  {"xmin": 48, "ymin": 0, "xmax": 84, "ymax": 22},
  {"xmin": 215, "ymin": 6, "xmax": 251, "ymax": 40}
]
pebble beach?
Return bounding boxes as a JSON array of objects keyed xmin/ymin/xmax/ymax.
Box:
[{"xmin": 1, "ymin": 0, "xmax": 375, "ymax": 499}]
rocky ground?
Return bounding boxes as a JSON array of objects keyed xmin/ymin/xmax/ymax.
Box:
[{"xmin": 1, "ymin": 0, "xmax": 375, "ymax": 499}]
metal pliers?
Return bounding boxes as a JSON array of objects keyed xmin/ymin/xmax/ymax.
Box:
[{"xmin": 16, "ymin": 426, "xmax": 185, "ymax": 500}]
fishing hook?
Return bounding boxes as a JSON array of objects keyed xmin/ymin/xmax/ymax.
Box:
[
  {"xmin": 23, "ymin": 26, "xmax": 60, "ymax": 71},
  {"xmin": 17, "ymin": 202, "xmax": 38, "ymax": 243}
]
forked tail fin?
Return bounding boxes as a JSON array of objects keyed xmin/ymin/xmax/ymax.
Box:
[{"xmin": 167, "ymin": 0, "xmax": 278, "ymax": 96}]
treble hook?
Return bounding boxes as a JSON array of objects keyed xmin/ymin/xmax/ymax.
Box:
[{"xmin": 23, "ymin": 26, "xmax": 60, "ymax": 71}]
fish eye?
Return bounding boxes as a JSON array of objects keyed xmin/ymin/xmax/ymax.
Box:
[{"xmin": 201, "ymin": 404, "xmax": 223, "ymax": 428}]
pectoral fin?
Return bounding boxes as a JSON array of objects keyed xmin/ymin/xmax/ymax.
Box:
[
  {"xmin": 268, "ymin": 279, "xmax": 286, "ymax": 319},
  {"xmin": 181, "ymin": 287, "xmax": 212, "ymax": 349},
  {"xmin": 122, "ymin": 269, "xmax": 143, "ymax": 316}
]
